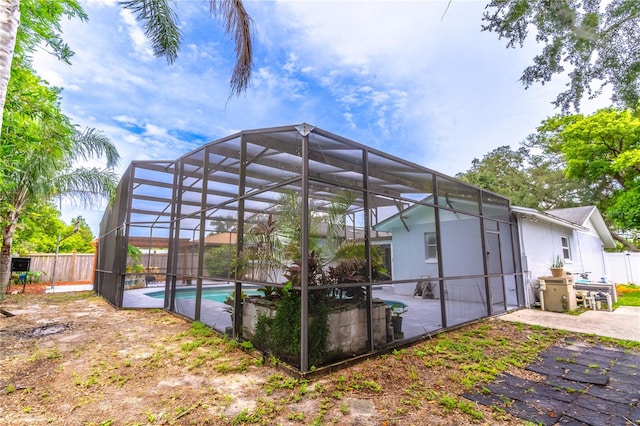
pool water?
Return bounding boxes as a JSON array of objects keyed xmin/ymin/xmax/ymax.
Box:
[
  {"xmin": 145, "ymin": 287, "xmax": 408, "ymax": 308},
  {"xmin": 145, "ymin": 287, "xmax": 260, "ymax": 303}
]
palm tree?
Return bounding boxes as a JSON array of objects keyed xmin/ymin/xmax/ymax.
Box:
[
  {"xmin": 0, "ymin": 0, "xmax": 254, "ymax": 137},
  {"xmin": 121, "ymin": 0, "xmax": 254, "ymax": 96},
  {"xmin": 0, "ymin": 60, "xmax": 120, "ymax": 299},
  {"xmin": 0, "ymin": 127, "xmax": 120, "ymax": 300}
]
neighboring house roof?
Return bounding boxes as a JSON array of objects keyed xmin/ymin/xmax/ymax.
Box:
[
  {"xmin": 513, "ymin": 205, "xmax": 616, "ymax": 249},
  {"xmin": 195, "ymin": 232, "xmax": 237, "ymax": 246}
]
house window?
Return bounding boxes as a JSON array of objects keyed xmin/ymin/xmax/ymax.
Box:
[
  {"xmin": 561, "ymin": 236, "xmax": 572, "ymax": 261},
  {"xmin": 424, "ymin": 232, "xmax": 438, "ymax": 262}
]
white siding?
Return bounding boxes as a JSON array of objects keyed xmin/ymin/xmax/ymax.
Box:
[{"xmin": 518, "ymin": 216, "xmax": 610, "ymax": 306}]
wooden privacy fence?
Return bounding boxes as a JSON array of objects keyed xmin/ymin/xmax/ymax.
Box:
[
  {"xmin": 12, "ymin": 251, "xmax": 170, "ymax": 284},
  {"xmin": 14, "ymin": 253, "xmax": 95, "ymax": 283},
  {"xmin": 13, "ymin": 252, "xmax": 639, "ymax": 285}
]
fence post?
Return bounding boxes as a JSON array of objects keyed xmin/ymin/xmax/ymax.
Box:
[{"xmin": 70, "ymin": 252, "xmax": 77, "ymax": 282}]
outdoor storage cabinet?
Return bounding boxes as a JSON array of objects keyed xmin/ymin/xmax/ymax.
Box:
[{"xmin": 539, "ymin": 276, "xmax": 577, "ymax": 312}]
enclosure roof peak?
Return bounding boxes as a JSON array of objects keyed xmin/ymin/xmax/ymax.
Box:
[{"xmin": 295, "ymin": 123, "xmax": 315, "ymax": 136}]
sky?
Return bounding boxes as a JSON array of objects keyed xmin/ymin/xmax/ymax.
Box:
[{"xmin": 32, "ymin": 0, "xmax": 609, "ymax": 236}]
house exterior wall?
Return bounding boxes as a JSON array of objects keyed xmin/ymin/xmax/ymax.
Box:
[
  {"xmin": 389, "ymin": 209, "xmax": 485, "ymax": 297},
  {"xmin": 573, "ymin": 225, "xmax": 607, "ymax": 281},
  {"xmin": 389, "ymin": 222, "xmax": 438, "ymax": 295},
  {"xmin": 518, "ymin": 217, "xmax": 609, "ymax": 306}
]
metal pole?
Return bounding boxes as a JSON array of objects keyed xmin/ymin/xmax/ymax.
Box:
[
  {"xmin": 50, "ymin": 234, "xmax": 61, "ymax": 292},
  {"xmin": 50, "ymin": 221, "xmax": 80, "ymax": 293}
]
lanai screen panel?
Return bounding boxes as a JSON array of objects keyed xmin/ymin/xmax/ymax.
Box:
[
  {"xmin": 97, "ymin": 161, "xmax": 176, "ymax": 308},
  {"xmin": 95, "ymin": 167, "xmax": 130, "ymax": 307},
  {"xmin": 99, "ymin": 124, "xmax": 525, "ymax": 372},
  {"xmin": 124, "ymin": 162, "xmax": 175, "ymax": 308}
]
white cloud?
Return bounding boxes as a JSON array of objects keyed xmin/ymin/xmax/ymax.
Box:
[
  {"xmin": 30, "ymin": 0, "xmax": 616, "ymax": 234},
  {"xmin": 119, "ymin": 8, "xmax": 155, "ymax": 62}
]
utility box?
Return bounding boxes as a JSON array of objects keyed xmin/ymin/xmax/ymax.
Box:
[
  {"xmin": 539, "ymin": 276, "xmax": 577, "ymax": 312},
  {"xmin": 10, "ymin": 257, "xmax": 31, "ymax": 273}
]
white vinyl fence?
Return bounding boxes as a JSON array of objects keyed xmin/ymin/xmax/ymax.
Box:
[{"xmin": 605, "ymin": 252, "xmax": 640, "ymax": 284}]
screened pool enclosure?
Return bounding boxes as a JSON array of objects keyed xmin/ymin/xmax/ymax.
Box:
[{"xmin": 95, "ymin": 123, "xmax": 525, "ymax": 372}]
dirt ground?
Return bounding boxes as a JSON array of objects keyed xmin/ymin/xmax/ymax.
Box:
[{"xmin": 0, "ymin": 291, "xmax": 632, "ymax": 426}]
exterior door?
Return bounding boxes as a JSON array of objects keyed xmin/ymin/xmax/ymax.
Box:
[{"xmin": 486, "ymin": 231, "xmax": 506, "ymax": 314}]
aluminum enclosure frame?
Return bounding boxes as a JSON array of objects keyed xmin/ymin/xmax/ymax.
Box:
[{"xmin": 96, "ymin": 123, "xmax": 525, "ymax": 373}]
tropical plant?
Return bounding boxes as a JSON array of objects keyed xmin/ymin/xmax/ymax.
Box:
[
  {"xmin": 324, "ymin": 189, "xmax": 359, "ymax": 259},
  {"xmin": 0, "ymin": 58, "xmax": 119, "ymax": 300},
  {"xmin": 276, "ymin": 191, "xmax": 322, "ymax": 261},
  {"xmin": 240, "ymin": 213, "xmax": 283, "ymax": 283},
  {"xmin": 329, "ymin": 240, "xmax": 390, "ymax": 283},
  {"xmin": 390, "ymin": 303, "xmax": 408, "ymax": 318},
  {"xmin": 252, "ymin": 283, "xmax": 329, "ymax": 367},
  {"xmin": 126, "ymin": 244, "xmax": 143, "ymax": 274},
  {"xmin": 204, "ymin": 244, "xmax": 235, "ymax": 278}
]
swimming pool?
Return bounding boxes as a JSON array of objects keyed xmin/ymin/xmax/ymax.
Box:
[
  {"xmin": 145, "ymin": 286, "xmax": 260, "ymax": 303},
  {"xmin": 145, "ymin": 287, "xmax": 408, "ymax": 308}
]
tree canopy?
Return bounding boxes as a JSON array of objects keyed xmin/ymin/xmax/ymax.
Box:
[
  {"xmin": 456, "ymin": 144, "xmax": 599, "ymax": 209},
  {"xmin": 0, "ymin": 55, "xmax": 119, "ymax": 299},
  {"xmin": 459, "ymin": 106, "xmax": 640, "ymax": 242},
  {"xmin": 12, "ymin": 202, "xmax": 95, "ymax": 254},
  {"xmin": 483, "ymin": 0, "xmax": 640, "ymax": 111},
  {"xmin": 532, "ymin": 107, "xmax": 640, "ymax": 229},
  {"xmin": 0, "ymin": 0, "xmax": 86, "ymax": 136}
]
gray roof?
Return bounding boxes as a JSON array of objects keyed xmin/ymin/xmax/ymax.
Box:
[
  {"xmin": 546, "ymin": 206, "xmax": 596, "ymax": 226},
  {"xmin": 546, "ymin": 206, "xmax": 615, "ymax": 248}
]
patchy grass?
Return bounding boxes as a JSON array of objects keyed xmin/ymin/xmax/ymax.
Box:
[
  {"xmin": 615, "ymin": 284, "xmax": 640, "ymax": 307},
  {"xmin": 1, "ymin": 292, "xmax": 638, "ymax": 425}
]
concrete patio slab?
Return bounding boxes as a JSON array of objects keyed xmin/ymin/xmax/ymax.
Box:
[{"xmin": 497, "ymin": 306, "xmax": 640, "ymax": 342}]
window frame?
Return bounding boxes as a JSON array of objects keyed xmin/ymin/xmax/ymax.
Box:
[
  {"xmin": 424, "ymin": 232, "xmax": 438, "ymax": 263},
  {"xmin": 561, "ymin": 236, "xmax": 572, "ymax": 262}
]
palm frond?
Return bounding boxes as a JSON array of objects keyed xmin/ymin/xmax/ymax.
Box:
[
  {"xmin": 72, "ymin": 128, "xmax": 120, "ymax": 169},
  {"xmin": 51, "ymin": 167, "xmax": 119, "ymax": 207},
  {"xmin": 120, "ymin": 0, "xmax": 182, "ymax": 64},
  {"xmin": 210, "ymin": 0, "xmax": 254, "ymax": 95}
]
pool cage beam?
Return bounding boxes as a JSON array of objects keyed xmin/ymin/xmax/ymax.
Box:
[
  {"xmin": 195, "ymin": 148, "xmax": 211, "ymax": 322},
  {"xmin": 100, "ymin": 125, "xmax": 527, "ymax": 374},
  {"xmin": 233, "ymin": 136, "xmax": 248, "ymax": 339},
  {"xmin": 362, "ymin": 149, "xmax": 375, "ymax": 353},
  {"xmin": 300, "ymin": 130, "xmax": 310, "ymax": 372},
  {"xmin": 433, "ymin": 176, "xmax": 447, "ymax": 330},
  {"xmin": 167, "ymin": 160, "xmax": 185, "ymax": 312}
]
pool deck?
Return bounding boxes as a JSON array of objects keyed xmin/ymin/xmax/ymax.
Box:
[
  {"xmin": 54, "ymin": 282, "xmax": 640, "ymax": 344},
  {"xmin": 121, "ymin": 283, "xmax": 518, "ymax": 340}
]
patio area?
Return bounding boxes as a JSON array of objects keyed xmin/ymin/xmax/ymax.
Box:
[
  {"xmin": 122, "ymin": 282, "xmax": 521, "ymax": 342},
  {"xmin": 498, "ymin": 306, "xmax": 640, "ymax": 343}
]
